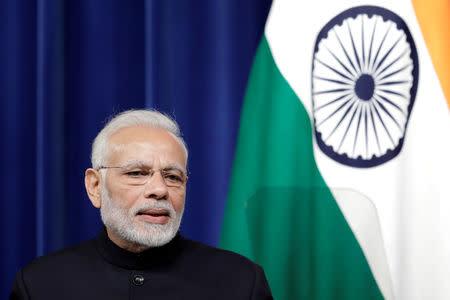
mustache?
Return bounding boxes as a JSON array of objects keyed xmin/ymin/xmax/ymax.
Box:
[{"xmin": 132, "ymin": 201, "xmax": 175, "ymax": 217}]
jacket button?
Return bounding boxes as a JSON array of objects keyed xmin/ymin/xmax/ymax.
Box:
[{"xmin": 132, "ymin": 275, "xmax": 145, "ymax": 286}]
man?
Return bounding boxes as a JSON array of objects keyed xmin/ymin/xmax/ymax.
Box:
[{"xmin": 10, "ymin": 109, "xmax": 273, "ymax": 299}]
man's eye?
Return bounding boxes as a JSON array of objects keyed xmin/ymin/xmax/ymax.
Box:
[
  {"xmin": 164, "ymin": 174, "xmax": 183, "ymax": 183},
  {"xmin": 126, "ymin": 171, "xmax": 148, "ymax": 177}
]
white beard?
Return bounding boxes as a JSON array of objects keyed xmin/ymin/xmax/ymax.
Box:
[{"xmin": 100, "ymin": 183, "xmax": 184, "ymax": 248}]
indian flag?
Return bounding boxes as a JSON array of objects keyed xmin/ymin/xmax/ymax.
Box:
[{"xmin": 220, "ymin": 1, "xmax": 450, "ymax": 299}]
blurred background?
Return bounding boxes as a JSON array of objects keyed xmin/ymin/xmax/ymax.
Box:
[{"xmin": 0, "ymin": 0, "xmax": 272, "ymax": 297}]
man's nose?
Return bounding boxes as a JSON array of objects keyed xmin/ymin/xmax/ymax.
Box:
[{"xmin": 143, "ymin": 171, "xmax": 169, "ymax": 200}]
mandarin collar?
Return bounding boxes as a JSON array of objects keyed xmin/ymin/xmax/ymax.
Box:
[{"xmin": 95, "ymin": 227, "xmax": 182, "ymax": 270}]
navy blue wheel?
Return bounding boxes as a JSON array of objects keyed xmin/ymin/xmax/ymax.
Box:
[{"xmin": 311, "ymin": 6, "xmax": 418, "ymax": 168}]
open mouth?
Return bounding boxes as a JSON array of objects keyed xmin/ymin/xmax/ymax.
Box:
[
  {"xmin": 137, "ymin": 209, "xmax": 170, "ymax": 224},
  {"xmin": 137, "ymin": 210, "xmax": 169, "ymax": 217}
]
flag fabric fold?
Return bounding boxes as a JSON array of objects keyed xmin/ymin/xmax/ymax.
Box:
[{"xmin": 221, "ymin": 1, "xmax": 450, "ymax": 299}]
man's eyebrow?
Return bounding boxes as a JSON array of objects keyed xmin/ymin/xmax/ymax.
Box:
[
  {"xmin": 121, "ymin": 161, "xmax": 185, "ymax": 171},
  {"xmin": 121, "ymin": 160, "xmax": 149, "ymax": 168},
  {"xmin": 162, "ymin": 163, "xmax": 185, "ymax": 171}
]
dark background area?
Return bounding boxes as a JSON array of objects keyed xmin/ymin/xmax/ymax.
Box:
[{"xmin": 0, "ymin": 0, "xmax": 272, "ymax": 297}]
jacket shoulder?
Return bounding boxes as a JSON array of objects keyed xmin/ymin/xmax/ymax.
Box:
[
  {"xmin": 179, "ymin": 236, "xmax": 263, "ymax": 275},
  {"xmin": 178, "ymin": 237, "xmax": 273, "ymax": 299},
  {"xmin": 10, "ymin": 238, "xmax": 99, "ymax": 299},
  {"xmin": 23, "ymin": 238, "xmax": 97, "ymax": 273},
  {"xmin": 17, "ymin": 237, "xmax": 98, "ymax": 291}
]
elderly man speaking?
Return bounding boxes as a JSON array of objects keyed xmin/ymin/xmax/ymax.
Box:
[{"xmin": 10, "ymin": 110, "xmax": 273, "ymax": 300}]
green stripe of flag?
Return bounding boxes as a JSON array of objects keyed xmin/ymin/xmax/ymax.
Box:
[{"xmin": 220, "ymin": 35, "xmax": 383, "ymax": 300}]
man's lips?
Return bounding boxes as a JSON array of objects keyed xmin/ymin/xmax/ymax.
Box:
[{"xmin": 137, "ymin": 208, "xmax": 170, "ymax": 224}]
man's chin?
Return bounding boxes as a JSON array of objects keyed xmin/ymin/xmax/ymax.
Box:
[{"xmin": 131, "ymin": 221, "xmax": 176, "ymax": 247}]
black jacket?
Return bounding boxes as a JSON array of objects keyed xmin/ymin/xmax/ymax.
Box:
[{"xmin": 10, "ymin": 228, "xmax": 273, "ymax": 299}]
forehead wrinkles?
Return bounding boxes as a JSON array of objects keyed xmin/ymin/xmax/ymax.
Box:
[
  {"xmin": 105, "ymin": 142, "xmax": 149, "ymax": 165},
  {"xmin": 106, "ymin": 127, "xmax": 187, "ymax": 166},
  {"xmin": 109, "ymin": 144, "xmax": 176, "ymax": 162},
  {"xmin": 108, "ymin": 141, "xmax": 159, "ymax": 153},
  {"xmin": 109, "ymin": 143, "xmax": 127, "ymax": 153}
]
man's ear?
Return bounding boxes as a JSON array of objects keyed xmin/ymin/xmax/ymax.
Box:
[{"xmin": 85, "ymin": 168, "xmax": 103, "ymax": 208}]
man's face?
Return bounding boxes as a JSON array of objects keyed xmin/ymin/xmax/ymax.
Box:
[{"xmin": 99, "ymin": 126, "xmax": 187, "ymax": 252}]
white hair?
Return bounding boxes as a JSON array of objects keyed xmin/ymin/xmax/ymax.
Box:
[{"xmin": 91, "ymin": 109, "xmax": 188, "ymax": 169}]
